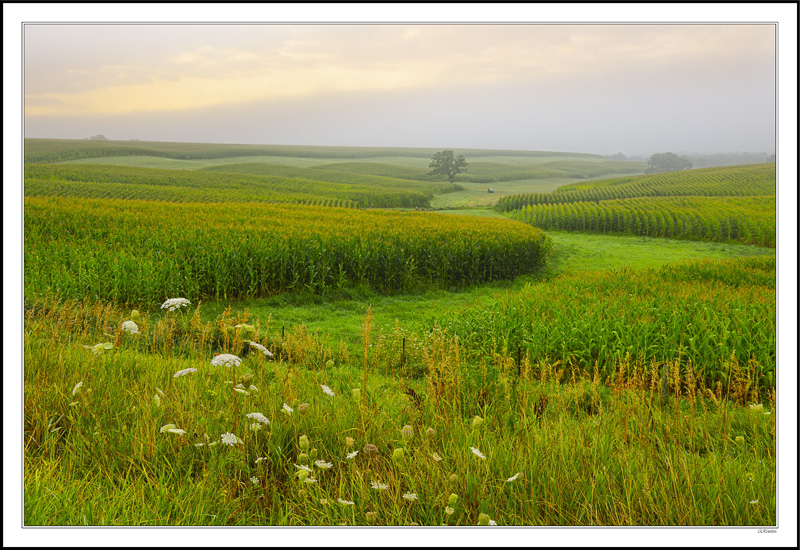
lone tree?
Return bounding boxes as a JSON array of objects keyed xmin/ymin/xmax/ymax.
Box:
[
  {"xmin": 429, "ymin": 150, "xmax": 468, "ymax": 184},
  {"xmin": 644, "ymin": 152, "xmax": 693, "ymax": 174}
]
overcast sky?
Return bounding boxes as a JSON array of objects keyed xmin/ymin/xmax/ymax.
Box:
[{"xmin": 22, "ymin": 23, "xmax": 777, "ymax": 157}]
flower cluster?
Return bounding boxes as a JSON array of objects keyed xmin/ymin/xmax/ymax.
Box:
[
  {"xmin": 247, "ymin": 341, "xmax": 274, "ymax": 357},
  {"xmin": 246, "ymin": 412, "xmax": 270, "ymax": 425},
  {"xmin": 121, "ymin": 320, "xmax": 140, "ymax": 334},
  {"xmin": 470, "ymin": 446, "xmax": 487, "ymax": 460},
  {"xmin": 161, "ymin": 298, "xmax": 191, "ymax": 311},
  {"xmin": 211, "ymin": 354, "xmax": 242, "ymax": 368},
  {"xmin": 173, "ymin": 368, "xmax": 197, "ymax": 378}
]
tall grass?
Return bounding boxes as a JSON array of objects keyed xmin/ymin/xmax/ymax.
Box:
[{"xmin": 23, "ymin": 294, "xmax": 776, "ymax": 526}]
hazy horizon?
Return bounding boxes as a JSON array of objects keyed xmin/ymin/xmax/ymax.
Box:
[{"xmin": 23, "ymin": 23, "xmax": 777, "ymax": 158}]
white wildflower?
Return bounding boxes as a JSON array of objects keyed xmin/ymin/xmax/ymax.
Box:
[
  {"xmin": 72, "ymin": 381, "xmax": 83, "ymax": 396},
  {"xmin": 166, "ymin": 428, "xmax": 185, "ymax": 436},
  {"xmin": 506, "ymin": 473, "xmax": 522, "ymax": 482},
  {"xmin": 319, "ymin": 498, "xmax": 328, "ymax": 506},
  {"xmin": 749, "ymin": 499, "xmax": 759, "ymax": 504},
  {"xmin": 304, "ymin": 476, "xmax": 317, "ymax": 484},
  {"xmin": 220, "ymin": 432, "xmax": 239, "ymax": 446},
  {"xmin": 432, "ymin": 452, "xmax": 443, "ymax": 462},
  {"xmin": 294, "ymin": 464, "xmax": 313, "ymax": 473},
  {"xmin": 445, "ymin": 506, "xmax": 455, "ymax": 515},
  {"xmin": 248, "ymin": 385, "xmax": 259, "ymax": 393},
  {"xmin": 155, "ymin": 387, "xmax": 165, "ymax": 398},
  {"xmin": 159, "ymin": 423, "xmax": 177, "ymax": 433},
  {"xmin": 470, "ymin": 446, "xmax": 486, "ymax": 460},
  {"xmin": 194, "ymin": 442, "xmax": 205, "ymax": 447},
  {"xmin": 121, "ymin": 320, "xmax": 140, "ymax": 334},
  {"xmin": 250, "ymin": 423, "xmax": 261, "ymax": 432},
  {"xmin": 211, "ymin": 353, "xmax": 242, "ymax": 368},
  {"xmin": 321, "ymin": 384, "xmax": 335, "ymax": 397},
  {"xmin": 346, "ymin": 450, "xmax": 359, "ymax": 459},
  {"xmin": 489, "ymin": 520, "xmax": 497, "ymax": 525},
  {"xmin": 282, "ymin": 403, "xmax": 293, "ymax": 415},
  {"xmin": 234, "ymin": 387, "xmax": 250, "ymax": 396},
  {"xmin": 247, "ymin": 341, "xmax": 274, "ymax": 357},
  {"xmin": 246, "ymin": 412, "xmax": 270, "ymax": 425},
  {"xmin": 85, "ymin": 342, "xmax": 113, "ymax": 355},
  {"xmin": 314, "ymin": 460, "xmax": 333, "ymax": 469},
  {"xmin": 255, "ymin": 457, "xmax": 268, "ymax": 464},
  {"xmin": 250, "ymin": 476, "xmax": 259, "ymax": 485},
  {"xmin": 371, "ymin": 481, "xmax": 388, "ymax": 491},
  {"xmin": 173, "ymin": 368, "xmax": 197, "ymax": 378},
  {"xmin": 338, "ymin": 498, "xmax": 355, "ymax": 506},
  {"xmin": 402, "ymin": 492, "xmax": 418, "ymax": 501},
  {"xmin": 161, "ymin": 298, "xmax": 191, "ymax": 311}
]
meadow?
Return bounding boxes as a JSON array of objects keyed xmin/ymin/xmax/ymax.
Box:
[{"xmin": 22, "ymin": 139, "xmax": 777, "ymax": 527}]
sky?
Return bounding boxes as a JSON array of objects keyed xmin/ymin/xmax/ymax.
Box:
[{"xmin": 23, "ymin": 22, "xmax": 778, "ymax": 157}]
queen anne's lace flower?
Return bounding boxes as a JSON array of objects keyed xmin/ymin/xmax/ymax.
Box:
[
  {"xmin": 159, "ymin": 423, "xmax": 177, "ymax": 433},
  {"xmin": 250, "ymin": 476, "xmax": 259, "ymax": 485},
  {"xmin": 506, "ymin": 473, "xmax": 521, "ymax": 482},
  {"xmin": 121, "ymin": 320, "xmax": 140, "ymax": 334},
  {"xmin": 346, "ymin": 451, "xmax": 359, "ymax": 459},
  {"xmin": 321, "ymin": 384, "xmax": 335, "ymax": 397},
  {"xmin": 314, "ymin": 460, "xmax": 333, "ymax": 469},
  {"xmin": 173, "ymin": 368, "xmax": 197, "ymax": 378},
  {"xmin": 371, "ymin": 481, "xmax": 388, "ymax": 491},
  {"xmin": 432, "ymin": 452, "xmax": 443, "ymax": 462},
  {"xmin": 247, "ymin": 341, "xmax": 274, "ymax": 357},
  {"xmin": 337, "ymin": 498, "xmax": 355, "ymax": 506},
  {"xmin": 294, "ymin": 464, "xmax": 313, "ymax": 472},
  {"xmin": 470, "ymin": 447, "xmax": 486, "ymax": 460},
  {"xmin": 72, "ymin": 382, "xmax": 83, "ymax": 396},
  {"xmin": 402, "ymin": 492, "xmax": 418, "ymax": 501},
  {"xmin": 234, "ymin": 387, "xmax": 250, "ymax": 396},
  {"xmin": 166, "ymin": 428, "xmax": 185, "ymax": 436},
  {"xmin": 220, "ymin": 432, "xmax": 239, "ymax": 446},
  {"xmin": 211, "ymin": 354, "xmax": 242, "ymax": 368},
  {"xmin": 282, "ymin": 403, "xmax": 293, "ymax": 415},
  {"xmin": 246, "ymin": 412, "xmax": 270, "ymax": 425},
  {"xmin": 161, "ymin": 298, "xmax": 191, "ymax": 311}
]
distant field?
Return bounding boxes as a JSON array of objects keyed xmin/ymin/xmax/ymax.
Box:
[
  {"xmin": 33, "ymin": 138, "xmax": 647, "ymax": 209},
  {"xmin": 24, "ymin": 163, "xmax": 451, "ymax": 209},
  {"xmin": 430, "ymin": 178, "xmax": 576, "ymax": 208}
]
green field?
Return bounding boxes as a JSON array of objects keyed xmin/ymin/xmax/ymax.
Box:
[{"xmin": 22, "ymin": 139, "xmax": 777, "ymax": 527}]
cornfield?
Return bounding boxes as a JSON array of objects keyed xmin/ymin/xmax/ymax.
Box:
[
  {"xmin": 24, "ymin": 196, "xmax": 551, "ymax": 304},
  {"xmin": 511, "ymin": 195, "xmax": 775, "ymax": 247},
  {"xmin": 24, "ymin": 164, "xmax": 432, "ymax": 209},
  {"xmin": 495, "ymin": 163, "xmax": 775, "ymax": 212},
  {"xmin": 431, "ymin": 255, "xmax": 776, "ymax": 395}
]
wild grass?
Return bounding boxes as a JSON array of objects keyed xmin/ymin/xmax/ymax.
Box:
[{"xmin": 23, "ymin": 295, "xmax": 776, "ymax": 526}]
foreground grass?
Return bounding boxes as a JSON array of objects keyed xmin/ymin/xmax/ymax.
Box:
[{"xmin": 24, "ymin": 299, "xmax": 775, "ymax": 526}]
